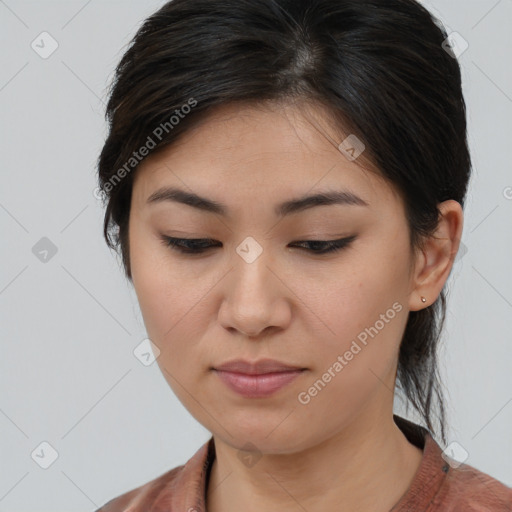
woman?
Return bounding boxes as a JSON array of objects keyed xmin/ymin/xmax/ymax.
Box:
[{"xmin": 95, "ymin": 0, "xmax": 512, "ymax": 510}]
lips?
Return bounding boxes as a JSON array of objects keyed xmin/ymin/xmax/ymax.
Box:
[
  {"xmin": 212, "ymin": 359, "xmax": 307, "ymax": 398},
  {"xmin": 212, "ymin": 358, "xmax": 306, "ymax": 375},
  {"xmin": 213, "ymin": 371, "xmax": 306, "ymax": 398}
]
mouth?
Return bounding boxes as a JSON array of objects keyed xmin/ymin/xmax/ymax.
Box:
[
  {"xmin": 212, "ymin": 368, "xmax": 306, "ymax": 398},
  {"xmin": 212, "ymin": 358, "xmax": 307, "ymax": 375}
]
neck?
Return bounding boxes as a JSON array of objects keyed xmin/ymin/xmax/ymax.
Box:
[{"xmin": 206, "ymin": 410, "xmax": 423, "ymax": 512}]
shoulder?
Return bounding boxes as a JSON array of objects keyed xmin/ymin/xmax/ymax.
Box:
[
  {"xmin": 93, "ymin": 436, "xmax": 215, "ymax": 512},
  {"xmin": 437, "ymin": 461, "xmax": 512, "ymax": 511},
  {"xmin": 94, "ymin": 465, "xmax": 184, "ymax": 512}
]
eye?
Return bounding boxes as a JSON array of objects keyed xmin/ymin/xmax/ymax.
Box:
[
  {"xmin": 290, "ymin": 235, "xmax": 357, "ymax": 254},
  {"xmin": 160, "ymin": 235, "xmax": 356, "ymax": 255},
  {"xmin": 160, "ymin": 237, "xmax": 221, "ymax": 254}
]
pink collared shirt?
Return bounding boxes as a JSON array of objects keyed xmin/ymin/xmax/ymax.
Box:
[{"xmin": 95, "ymin": 415, "xmax": 512, "ymax": 511}]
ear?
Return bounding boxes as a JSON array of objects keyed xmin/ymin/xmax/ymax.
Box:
[{"xmin": 408, "ymin": 200, "xmax": 464, "ymax": 312}]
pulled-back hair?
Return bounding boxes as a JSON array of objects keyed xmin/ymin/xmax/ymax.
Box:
[{"xmin": 97, "ymin": 0, "xmax": 472, "ymax": 446}]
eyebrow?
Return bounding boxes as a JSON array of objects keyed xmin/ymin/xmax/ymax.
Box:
[{"xmin": 146, "ymin": 186, "xmax": 369, "ymax": 217}]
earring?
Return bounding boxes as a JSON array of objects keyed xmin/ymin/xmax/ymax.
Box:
[{"xmin": 421, "ymin": 296, "xmax": 427, "ymax": 303}]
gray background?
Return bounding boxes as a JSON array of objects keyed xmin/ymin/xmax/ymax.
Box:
[{"xmin": 1, "ymin": 0, "xmax": 511, "ymax": 510}]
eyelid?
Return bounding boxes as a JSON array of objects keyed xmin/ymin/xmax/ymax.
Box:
[{"xmin": 160, "ymin": 235, "xmax": 357, "ymax": 255}]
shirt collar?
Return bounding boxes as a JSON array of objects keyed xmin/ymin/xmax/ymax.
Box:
[{"xmin": 390, "ymin": 414, "xmax": 450, "ymax": 510}]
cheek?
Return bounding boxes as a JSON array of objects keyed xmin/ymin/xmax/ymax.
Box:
[
  {"xmin": 307, "ymin": 254, "xmax": 408, "ymax": 346},
  {"xmin": 129, "ymin": 228, "xmax": 217, "ymax": 380},
  {"xmin": 300, "ymin": 244, "xmax": 410, "ymax": 390},
  {"xmin": 130, "ymin": 221, "xmax": 187, "ymax": 342},
  {"xmin": 132, "ymin": 262, "xmax": 203, "ymax": 347},
  {"xmin": 294, "ymin": 280, "xmax": 407, "ymax": 431}
]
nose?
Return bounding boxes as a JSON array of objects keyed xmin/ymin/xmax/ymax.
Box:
[{"xmin": 217, "ymin": 249, "xmax": 292, "ymax": 338}]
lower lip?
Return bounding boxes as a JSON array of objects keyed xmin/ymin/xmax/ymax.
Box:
[{"xmin": 213, "ymin": 369, "xmax": 305, "ymax": 398}]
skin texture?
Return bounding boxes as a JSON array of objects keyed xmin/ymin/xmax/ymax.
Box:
[{"xmin": 128, "ymin": 100, "xmax": 464, "ymax": 512}]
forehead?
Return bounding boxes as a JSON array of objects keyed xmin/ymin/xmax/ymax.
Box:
[{"xmin": 132, "ymin": 101, "xmax": 402, "ymax": 215}]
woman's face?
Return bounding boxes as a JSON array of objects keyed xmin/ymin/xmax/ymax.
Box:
[{"xmin": 128, "ymin": 101, "xmax": 420, "ymax": 453}]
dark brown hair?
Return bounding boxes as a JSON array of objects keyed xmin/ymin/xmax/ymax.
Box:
[{"xmin": 97, "ymin": 0, "xmax": 472, "ymax": 446}]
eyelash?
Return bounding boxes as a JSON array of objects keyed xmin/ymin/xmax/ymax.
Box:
[{"xmin": 160, "ymin": 235, "xmax": 357, "ymax": 255}]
